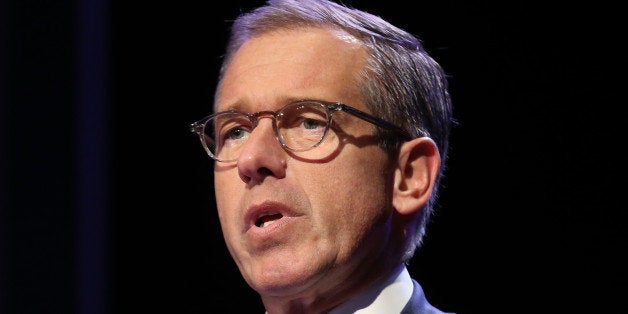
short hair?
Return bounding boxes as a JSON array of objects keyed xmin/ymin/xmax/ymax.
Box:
[{"xmin": 216, "ymin": 0, "xmax": 454, "ymax": 261}]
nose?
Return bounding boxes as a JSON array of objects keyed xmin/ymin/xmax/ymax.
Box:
[{"xmin": 236, "ymin": 119, "xmax": 287, "ymax": 184}]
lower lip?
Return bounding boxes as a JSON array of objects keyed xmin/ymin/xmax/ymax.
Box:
[{"xmin": 246, "ymin": 215, "xmax": 299, "ymax": 241}]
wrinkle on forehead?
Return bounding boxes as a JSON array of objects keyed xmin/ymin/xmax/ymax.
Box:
[{"xmin": 215, "ymin": 27, "xmax": 367, "ymax": 112}]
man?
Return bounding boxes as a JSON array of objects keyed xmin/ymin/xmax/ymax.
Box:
[{"xmin": 190, "ymin": 0, "xmax": 454, "ymax": 312}]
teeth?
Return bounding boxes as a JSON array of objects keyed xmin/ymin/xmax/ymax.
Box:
[{"xmin": 256, "ymin": 212, "xmax": 282, "ymax": 227}]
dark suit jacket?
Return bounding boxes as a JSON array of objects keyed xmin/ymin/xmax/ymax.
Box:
[{"xmin": 401, "ymin": 279, "xmax": 453, "ymax": 314}]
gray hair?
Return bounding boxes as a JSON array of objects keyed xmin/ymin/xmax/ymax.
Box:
[{"xmin": 216, "ymin": 0, "xmax": 454, "ymax": 261}]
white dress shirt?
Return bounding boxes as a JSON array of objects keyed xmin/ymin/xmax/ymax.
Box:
[{"xmin": 329, "ymin": 264, "xmax": 413, "ymax": 314}]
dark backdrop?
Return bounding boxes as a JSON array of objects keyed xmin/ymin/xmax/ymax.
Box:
[{"xmin": 2, "ymin": 0, "xmax": 624, "ymax": 313}]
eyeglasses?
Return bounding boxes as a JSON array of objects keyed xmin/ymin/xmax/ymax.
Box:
[{"xmin": 190, "ymin": 100, "xmax": 412, "ymax": 162}]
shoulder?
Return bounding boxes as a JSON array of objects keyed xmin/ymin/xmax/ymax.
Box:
[{"xmin": 402, "ymin": 279, "xmax": 455, "ymax": 314}]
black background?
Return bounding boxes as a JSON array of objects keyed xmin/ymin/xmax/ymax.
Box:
[{"xmin": 2, "ymin": 0, "xmax": 624, "ymax": 313}]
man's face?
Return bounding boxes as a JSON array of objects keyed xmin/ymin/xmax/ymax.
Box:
[{"xmin": 214, "ymin": 27, "xmax": 398, "ymax": 300}]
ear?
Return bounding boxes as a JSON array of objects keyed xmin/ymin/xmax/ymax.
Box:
[{"xmin": 392, "ymin": 137, "xmax": 441, "ymax": 215}]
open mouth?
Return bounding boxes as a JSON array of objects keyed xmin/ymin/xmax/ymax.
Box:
[
  {"xmin": 245, "ymin": 201, "xmax": 298, "ymax": 231},
  {"xmin": 255, "ymin": 212, "xmax": 283, "ymax": 227}
]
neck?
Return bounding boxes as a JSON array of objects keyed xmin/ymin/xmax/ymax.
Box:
[{"xmin": 261, "ymin": 260, "xmax": 405, "ymax": 314}]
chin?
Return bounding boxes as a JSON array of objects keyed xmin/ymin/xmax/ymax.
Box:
[{"xmin": 247, "ymin": 265, "xmax": 321, "ymax": 297}]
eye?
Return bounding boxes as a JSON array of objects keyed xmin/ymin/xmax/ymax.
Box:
[
  {"xmin": 301, "ymin": 118, "xmax": 326, "ymax": 130},
  {"xmin": 275, "ymin": 103, "xmax": 329, "ymax": 150},
  {"xmin": 214, "ymin": 115, "xmax": 253, "ymax": 148},
  {"xmin": 225, "ymin": 126, "xmax": 250, "ymax": 141},
  {"xmin": 278, "ymin": 108, "xmax": 327, "ymax": 130}
]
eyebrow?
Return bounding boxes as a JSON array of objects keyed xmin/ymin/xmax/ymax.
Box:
[
  {"xmin": 216, "ymin": 97, "xmax": 325, "ymax": 113},
  {"xmin": 214, "ymin": 100, "xmax": 248, "ymax": 112}
]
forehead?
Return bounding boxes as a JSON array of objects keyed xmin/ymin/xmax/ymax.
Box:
[{"xmin": 215, "ymin": 27, "xmax": 368, "ymax": 112}]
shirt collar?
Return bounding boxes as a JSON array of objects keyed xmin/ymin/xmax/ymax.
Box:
[{"xmin": 329, "ymin": 264, "xmax": 414, "ymax": 314}]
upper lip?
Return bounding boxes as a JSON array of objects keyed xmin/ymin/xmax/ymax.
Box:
[{"xmin": 244, "ymin": 200, "xmax": 298, "ymax": 230}]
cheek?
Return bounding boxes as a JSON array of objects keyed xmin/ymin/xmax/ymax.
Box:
[
  {"xmin": 214, "ymin": 180, "xmax": 229, "ymax": 217},
  {"xmin": 214, "ymin": 173, "xmax": 241, "ymax": 231},
  {"xmin": 326, "ymin": 148, "xmax": 391, "ymax": 204},
  {"xmin": 299, "ymin": 149, "xmax": 392, "ymax": 243},
  {"xmin": 214, "ymin": 170, "xmax": 240, "ymax": 204}
]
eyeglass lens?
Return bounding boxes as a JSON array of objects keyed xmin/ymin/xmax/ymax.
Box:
[{"xmin": 204, "ymin": 102, "xmax": 336, "ymax": 161}]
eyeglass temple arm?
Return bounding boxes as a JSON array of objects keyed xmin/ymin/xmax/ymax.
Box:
[
  {"xmin": 331, "ymin": 103, "xmax": 414, "ymax": 140},
  {"xmin": 190, "ymin": 117, "xmax": 210, "ymax": 135}
]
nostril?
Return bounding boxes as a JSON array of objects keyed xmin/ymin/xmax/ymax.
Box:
[
  {"xmin": 238, "ymin": 167, "xmax": 273, "ymax": 184},
  {"xmin": 235, "ymin": 132, "xmax": 287, "ymax": 184},
  {"xmin": 238, "ymin": 170, "xmax": 251, "ymax": 184},
  {"xmin": 257, "ymin": 167, "xmax": 273, "ymax": 177}
]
